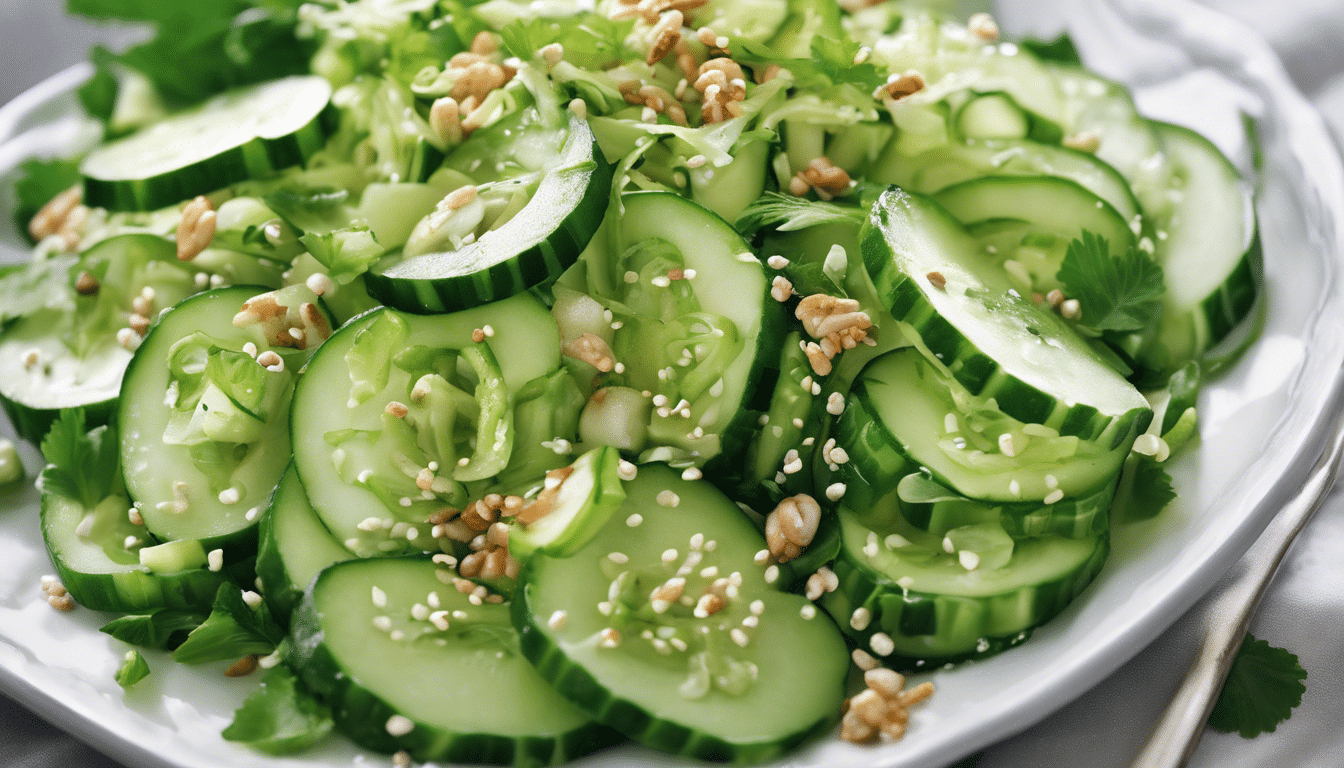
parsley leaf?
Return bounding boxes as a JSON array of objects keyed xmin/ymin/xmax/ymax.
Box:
[
  {"xmin": 736, "ymin": 37, "xmax": 887, "ymax": 93},
  {"xmin": 1056, "ymin": 231, "xmax": 1165, "ymax": 332},
  {"xmin": 735, "ymin": 192, "xmax": 865, "ymax": 237},
  {"xmin": 1209, "ymin": 634, "xmax": 1307, "ymax": 738},
  {"xmin": 222, "ymin": 665, "xmax": 334, "ymax": 755},
  {"xmin": 66, "ymin": 0, "xmax": 312, "ymax": 108},
  {"xmin": 172, "ymin": 584, "xmax": 285, "ymax": 665},
  {"xmin": 1110, "ymin": 454, "xmax": 1177, "ymax": 524},
  {"xmin": 39, "ymin": 410, "xmax": 122, "ymax": 509}
]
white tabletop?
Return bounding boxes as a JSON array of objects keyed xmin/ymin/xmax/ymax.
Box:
[{"xmin": 2, "ymin": 2, "xmax": 1341, "ymax": 767}]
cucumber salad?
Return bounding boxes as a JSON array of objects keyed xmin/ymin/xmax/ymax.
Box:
[{"xmin": 1, "ymin": 0, "xmax": 1260, "ymax": 764}]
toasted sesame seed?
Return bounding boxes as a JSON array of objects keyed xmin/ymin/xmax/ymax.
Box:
[
  {"xmin": 547, "ymin": 610, "xmax": 568, "ymax": 630},
  {"xmin": 852, "ymin": 648, "xmax": 880, "ymax": 670},
  {"xmin": 598, "ymin": 628, "xmax": 621, "ymax": 648}
]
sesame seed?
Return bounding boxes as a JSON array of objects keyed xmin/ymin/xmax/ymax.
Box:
[
  {"xmin": 608, "ymin": 552, "xmax": 630, "ymax": 564},
  {"xmin": 1009, "ymin": 479, "xmax": 1022, "ymax": 498},
  {"xmin": 852, "ymin": 648, "xmax": 880, "ymax": 670},
  {"xmin": 599, "ymin": 628, "xmax": 621, "ymax": 648},
  {"xmin": 662, "ymin": 548, "xmax": 679, "ymax": 564},
  {"xmin": 244, "ymin": 506, "xmax": 260, "ymax": 522},
  {"xmin": 870, "ymin": 632, "xmax": 896, "ymax": 656},
  {"xmin": 657, "ymin": 490, "xmax": 680, "ymax": 507},
  {"xmin": 753, "ymin": 549, "xmax": 770, "ymax": 565},
  {"xmin": 207, "ymin": 549, "xmax": 224, "ymax": 572},
  {"xmin": 1044, "ymin": 489, "xmax": 1064, "ymax": 505},
  {"xmin": 764, "ymin": 565, "xmax": 780, "ymax": 584},
  {"xmin": 372, "ymin": 586, "xmax": 387, "ymax": 608},
  {"xmin": 681, "ymin": 467, "xmax": 702, "ymax": 481},
  {"xmin": 241, "ymin": 590, "xmax": 263, "ymax": 608},
  {"xmin": 218, "ymin": 487, "xmax": 240, "ymax": 505},
  {"xmin": 372, "ymin": 615, "xmax": 393, "ymax": 632},
  {"xmin": 800, "ymin": 604, "xmax": 817, "ymax": 619},
  {"xmin": 617, "ymin": 460, "xmax": 638, "ymax": 481},
  {"xmin": 730, "ymin": 628, "xmax": 750, "ymax": 647},
  {"xmin": 767, "ymin": 255, "xmax": 789, "ymax": 269},
  {"xmin": 626, "ymin": 513, "xmax": 643, "ymax": 527},
  {"xmin": 825, "ymin": 482, "xmax": 847, "ymax": 501},
  {"xmin": 827, "ymin": 392, "xmax": 846, "ymax": 415},
  {"xmin": 851, "ymin": 607, "xmax": 872, "ymax": 631},
  {"xmin": 548, "ymin": 610, "xmax": 568, "ymax": 630},
  {"xmin": 385, "ymin": 715, "xmax": 415, "ymax": 737},
  {"xmin": 959, "ymin": 550, "xmax": 981, "ymax": 570}
]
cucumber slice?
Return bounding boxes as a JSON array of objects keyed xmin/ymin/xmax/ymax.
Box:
[
  {"xmin": 81, "ymin": 76, "xmax": 336, "ymax": 211},
  {"xmin": 513, "ymin": 465, "xmax": 848, "ymax": 763},
  {"xmin": 287, "ymin": 557, "xmax": 617, "ymax": 765},
  {"xmin": 832, "ymin": 348, "xmax": 1134, "ymax": 505},
  {"xmin": 290, "ymin": 295, "xmax": 560, "ymax": 558},
  {"xmin": 41, "ymin": 491, "xmax": 225, "ymax": 612},
  {"xmin": 861, "ymin": 187, "xmax": 1152, "ymax": 436},
  {"xmin": 365, "ymin": 115, "xmax": 612, "ymax": 313},
  {"xmin": 120, "ymin": 286, "xmax": 326, "ymax": 556},
  {"xmin": 255, "ymin": 465, "xmax": 353, "ymax": 623},
  {"xmin": 954, "ymin": 92, "xmax": 1063, "ymax": 145},
  {"xmin": 822, "ymin": 508, "xmax": 1108, "ymax": 665},
  {"xmin": 874, "ymin": 138, "xmax": 1141, "ymax": 223},
  {"xmin": 0, "ymin": 234, "xmax": 198, "ymax": 442},
  {"xmin": 578, "ymin": 192, "xmax": 783, "ymax": 471},
  {"xmin": 932, "ymin": 175, "xmax": 1136, "ymax": 293},
  {"xmin": 734, "ymin": 331, "xmax": 822, "ymax": 504},
  {"xmin": 509, "ymin": 446, "xmax": 626, "ymax": 559},
  {"xmin": 1139, "ymin": 122, "xmax": 1260, "ymax": 373}
]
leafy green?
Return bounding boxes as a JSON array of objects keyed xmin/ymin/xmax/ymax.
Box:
[
  {"xmin": 0, "ymin": 255, "xmax": 78, "ymax": 324},
  {"xmin": 735, "ymin": 192, "xmax": 865, "ymax": 237},
  {"xmin": 66, "ymin": 0, "xmax": 312, "ymax": 108},
  {"xmin": 222, "ymin": 665, "xmax": 334, "ymax": 755},
  {"xmin": 173, "ymin": 584, "xmax": 284, "ymax": 665},
  {"xmin": 1020, "ymin": 34, "xmax": 1082, "ymax": 65},
  {"xmin": 736, "ymin": 36, "xmax": 888, "ymax": 93},
  {"xmin": 498, "ymin": 15, "xmax": 636, "ymax": 68},
  {"xmin": 1209, "ymin": 634, "xmax": 1307, "ymax": 738},
  {"xmin": 1056, "ymin": 231, "xmax": 1165, "ymax": 332},
  {"xmin": 101, "ymin": 609, "xmax": 208, "ymax": 651},
  {"xmin": 782, "ymin": 261, "xmax": 846, "ymax": 299},
  {"xmin": 300, "ymin": 227, "xmax": 385, "ymax": 285},
  {"xmin": 39, "ymin": 410, "xmax": 121, "ymax": 509},
  {"xmin": 77, "ymin": 46, "xmax": 120, "ymax": 126},
  {"xmin": 1110, "ymin": 454, "xmax": 1177, "ymax": 524},
  {"xmin": 114, "ymin": 650, "xmax": 151, "ymax": 688},
  {"xmin": 12, "ymin": 157, "xmax": 81, "ymax": 242}
]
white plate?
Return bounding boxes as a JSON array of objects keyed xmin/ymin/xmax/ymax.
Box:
[{"xmin": 2, "ymin": 1, "xmax": 1343, "ymax": 767}]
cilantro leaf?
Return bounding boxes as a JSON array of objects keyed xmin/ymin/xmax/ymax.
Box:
[
  {"xmin": 12, "ymin": 157, "xmax": 81, "ymax": 241},
  {"xmin": 1209, "ymin": 634, "xmax": 1307, "ymax": 738},
  {"xmin": 1056, "ymin": 231, "xmax": 1165, "ymax": 332},
  {"xmin": 172, "ymin": 584, "xmax": 285, "ymax": 665},
  {"xmin": 735, "ymin": 36, "xmax": 887, "ymax": 93},
  {"xmin": 39, "ymin": 410, "xmax": 122, "ymax": 509},
  {"xmin": 222, "ymin": 665, "xmax": 334, "ymax": 755},
  {"xmin": 1110, "ymin": 454, "xmax": 1177, "ymax": 524},
  {"xmin": 66, "ymin": 1, "xmax": 312, "ymax": 108},
  {"xmin": 735, "ymin": 192, "xmax": 865, "ymax": 237}
]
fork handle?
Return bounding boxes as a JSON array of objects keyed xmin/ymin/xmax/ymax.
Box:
[{"xmin": 1131, "ymin": 400, "xmax": 1344, "ymax": 768}]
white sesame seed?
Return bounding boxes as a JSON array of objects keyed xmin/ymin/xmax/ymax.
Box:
[
  {"xmin": 767, "ymin": 255, "xmax": 789, "ymax": 269},
  {"xmin": 827, "ymin": 392, "xmax": 846, "ymax": 415},
  {"xmin": 662, "ymin": 548, "xmax": 679, "ymax": 564},
  {"xmin": 548, "ymin": 610, "xmax": 568, "ymax": 630},
  {"xmin": 1009, "ymin": 479, "xmax": 1022, "ymax": 498},
  {"xmin": 244, "ymin": 506, "xmax": 260, "ymax": 522},
  {"xmin": 897, "ymin": 576, "xmax": 915, "ymax": 589},
  {"xmin": 851, "ymin": 607, "xmax": 872, "ymax": 630},
  {"xmin": 372, "ymin": 615, "xmax": 393, "ymax": 632},
  {"xmin": 617, "ymin": 460, "xmax": 638, "ymax": 481},
  {"xmin": 764, "ymin": 565, "xmax": 780, "ymax": 584},
  {"xmin": 207, "ymin": 549, "xmax": 224, "ymax": 572},
  {"xmin": 870, "ymin": 632, "xmax": 896, "ymax": 656},
  {"xmin": 608, "ymin": 552, "xmax": 629, "ymax": 564},
  {"xmin": 681, "ymin": 467, "xmax": 702, "ymax": 481},
  {"xmin": 386, "ymin": 715, "xmax": 415, "ymax": 737},
  {"xmin": 852, "ymin": 648, "xmax": 880, "ymax": 671},
  {"xmin": 218, "ymin": 487, "xmax": 240, "ymax": 505},
  {"xmin": 372, "ymin": 586, "xmax": 387, "ymax": 608},
  {"xmin": 800, "ymin": 604, "xmax": 817, "ymax": 619},
  {"xmin": 753, "ymin": 549, "xmax": 770, "ymax": 565},
  {"xmin": 241, "ymin": 590, "xmax": 263, "ymax": 608},
  {"xmin": 656, "ymin": 490, "xmax": 680, "ymax": 507},
  {"xmin": 730, "ymin": 628, "xmax": 750, "ymax": 647},
  {"xmin": 825, "ymin": 482, "xmax": 847, "ymax": 501},
  {"xmin": 959, "ymin": 550, "xmax": 981, "ymax": 570},
  {"xmin": 1044, "ymin": 489, "xmax": 1064, "ymax": 505},
  {"xmin": 599, "ymin": 628, "xmax": 621, "ymax": 647}
]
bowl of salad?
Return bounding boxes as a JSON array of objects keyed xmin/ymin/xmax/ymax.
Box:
[{"xmin": 1, "ymin": 1, "xmax": 1342, "ymax": 767}]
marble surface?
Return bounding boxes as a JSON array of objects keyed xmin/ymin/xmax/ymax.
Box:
[{"xmin": 1, "ymin": 2, "xmax": 1342, "ymax": 767}]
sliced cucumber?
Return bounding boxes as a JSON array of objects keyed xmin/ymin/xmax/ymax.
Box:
[
  {"xmin": 120, "ymin": 286, "xmax": 326, "ymax": 556},
  {"xmin": 366, "ymin": 115, "xmax": 611, "ymax": 313},
  {"xmin": 509, "ymin": 446, "xmax": 626, "ymax": 559},
  {"xmin": 861, "ymin": 187, "xmax": 1152, "ymax": 436},
  {"xmin": 1138, "ymin": 122, "xmax": 1260, "ymax": 374},
  {"xmin": 954, "ymin": 92, "xmax": 1062, "ymax": 145},
  {"xmin": 82, "ymin": 76, "xmax": 336, "ymax": 211},
  {"xmin": 874, "ymin": 138, "xmax": 1141, "ymax": 224},
  {"xmin": 822, "ymin": 508, "xmax": 1108, "ymax": 665},
  {"xmin": 931, "ymin": 175, "xmax": 1135, "ymax": 294},
  {"xmin": 290, "ymin": 294, "xmax": 560, "ymax": 558},
  {"xmin": 513, "ymin": 465, "xmax": 848, "ymax": 763},
  {"xmin": 576, "ymin": 192, "xmax": 783, "ymax": 471},
  {"xmin": 0, "ymin": 234, "xmax": 198, "ymax": 442},
  {"xmin": 287, "ymin": 557, "xmax": 617, "ymax": 766},
  {"xmin": 833, "ymin": 348, "xmax": 1133, "ymax": 505},
  {"xmin": 255, "ymin": 465, "xmax": 353, "ymax": 623},
  {"xmin": 41, "ymin": 491, "xmax": 225, "ymax": 612}
]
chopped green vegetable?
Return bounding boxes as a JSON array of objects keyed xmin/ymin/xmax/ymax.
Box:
[
  {"xmin": 1209, "ymin": 634, "xmax": 1307, "ymax": 738},
  {"xmin": 172, "ymin": 584, "xmax": 284, "ymax": 665},
  {"xmin": 101, "ymin": 609, "xmax": 208, "ymax": 650},
  {"xmin": 1057, "ymin": 231, "xmax": 1166, "ymax": 332},
  {"xmin": 222, "ymin": 665, "xmax": 334, "ymax": 755},
  {"xmin": 39, "ymin": 410, "xmax": 121, "ymax": 509},
  {"xmin": 114, "ymin": 649, "xmax": 151, "ymax": 688}
]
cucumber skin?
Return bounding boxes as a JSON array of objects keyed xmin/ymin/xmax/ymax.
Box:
[
  {"xmin": 0, "ymin": 391, "xmax": 116, "ymax": 445},
  {"xmin": 511, "ymin": 572, "xmax": 839, "ymax": 765},
  {"xmin": 83, "ymin": 105, "xmax": 338, "ymax": 212},
  {"xmin": 366, "ymin": 119, "xmax": 614, "ymax": 314},
  {"xmin": 823, "ymin": 533, "xmax": 1110, "ymax": 668},
  {"xmin": 287, "ymin": 574, "xmax": 622, "ymax": 767},
  {"xmin": 40, "ymin": 493, "xmax": 227, "ymax": 613}
]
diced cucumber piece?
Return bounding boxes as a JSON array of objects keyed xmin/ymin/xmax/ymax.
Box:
[
  {"xmin": 287, "ymin": 557, "xmax": 617, "ymax": 765},
  {"xmin": 822, "ymin": 509, "xmax": 1108, "ymax": 664},
  {"xmin": 81, "ymin": 76, "xmax": 337, "ymax": 211},
  {"xmin": 513, "ymin": 465, "xmax": 848, "ymax": 763},
  {"xmin": 0, "ymin": 234, "xmax": 198, "ymax": 442},
  {"xmin": 932, "ymin": 175, "xmax": 1135, "ymax": 294},
  {"xmin": 255, "ymin": 465, "xmax": 353, "ymax": 623},
  {"xmin": 873, "ymin": 138, "xmax": 1141, "ymax": 223},
  {"xmin": 1138, "ymin": 122, "xmax": 1260, "ymax": 374},
  {"xmin": 120, "ymin": 286, "xmax": 326, "ymax": 556},
  {"xmin": 861, "ymin": 188, "xmax": 1152, "ymax": 436},
  {"xmin": 509, "ymin": 447, "xmax": 626, "ymax": 559},
  {"xmin": 40, "ymin": 492, "xmax": 225, "ymax": 612},
  {"xmin": 290, "ymin": 295, "xmax": 560, "ymax": 558},
  {"xmin": 366, "ymin": 115, "xmax": 612, "ymax": 313},
  {"xmin": 832, "ymin": 348, "xmax": 1132, "ymax": 505}
]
